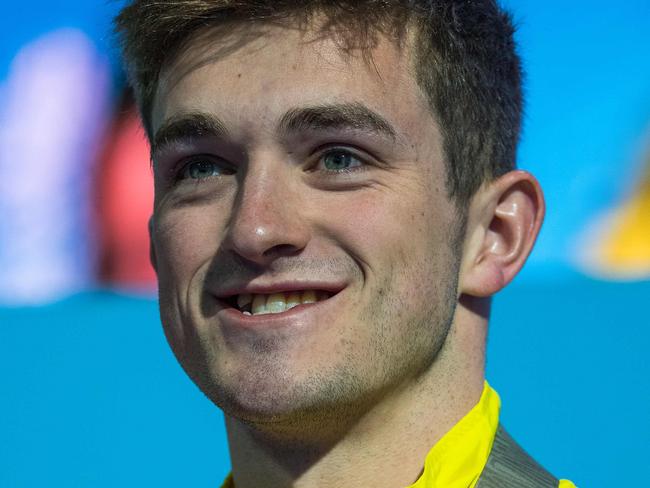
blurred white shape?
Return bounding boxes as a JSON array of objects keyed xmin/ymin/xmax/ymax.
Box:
[{"xmin": 0, "ymin": 28, "xmax": 110, "ymax": 305}]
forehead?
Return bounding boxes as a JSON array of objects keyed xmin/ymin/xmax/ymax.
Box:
[{"xmin": 151, "ymin": 21, "xmax": 437, "ymax": 141}]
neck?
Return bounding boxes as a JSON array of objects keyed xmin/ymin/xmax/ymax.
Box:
[{"xmin": 226, "ymin": 305, "xmax": 486, "ymax": 488}]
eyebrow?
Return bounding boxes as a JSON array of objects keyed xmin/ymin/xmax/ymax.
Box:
[
  {"xmin": 151, "ymin": 111, "xmax": 229, "ymax": 159},
  {"xmin": 278, "ymin": 102, "xmax": 397, "ymax": 140},
  {"xmin": 151, "ymin": 102, "xmax": 398, "ymax": 158}
]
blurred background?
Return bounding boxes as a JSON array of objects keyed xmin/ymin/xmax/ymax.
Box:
[{"xmin": 0, "ymin": 0, "xmax": 648, "ymax": 486}]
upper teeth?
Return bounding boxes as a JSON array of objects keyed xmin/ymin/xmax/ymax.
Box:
[{"xmin": 236, "ymin": 290, "xmax": 330, "ymax": 315}]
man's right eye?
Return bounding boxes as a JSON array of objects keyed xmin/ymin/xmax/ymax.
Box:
[{"xmin": 176, "ymin": 157, "xmax": 235, "ymax": 182}]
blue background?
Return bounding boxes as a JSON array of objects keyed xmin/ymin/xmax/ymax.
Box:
[{"xmin": 1, "ymin": 1, "xmax": 649, "ymax": 487}]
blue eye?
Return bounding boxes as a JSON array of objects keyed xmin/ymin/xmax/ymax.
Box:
[
  {"xmin": 179, "ymin": 158, "xmax": 231, "ymax": 181},
  {"xmin": 320, "ymin": 150, "xmax": 363, "ymax": 172}
]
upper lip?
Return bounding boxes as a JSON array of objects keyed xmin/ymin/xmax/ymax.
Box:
[{"xmin": 213, "ymin": 280, "xmax": 347, "ymax": 299}]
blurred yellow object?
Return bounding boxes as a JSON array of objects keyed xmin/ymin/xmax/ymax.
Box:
[{"xmin": 598, "ymin": 159, "xmax": 650, "ymax": 277}]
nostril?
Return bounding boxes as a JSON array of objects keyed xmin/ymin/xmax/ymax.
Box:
[{"xmin": 262, "ymin": 243, "xmax": 302, "ymax": 258}]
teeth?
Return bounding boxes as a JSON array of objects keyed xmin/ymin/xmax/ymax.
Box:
[
  {"xmin": 237, "ymin": 290, "xmax": 331, "ymax": 315},
  {"xmin": 266, "ymin": 293, "xmax": 286, "ymax": 314},
  {"xmin": 286, "ymin": 292, "xmax": 301, "ymax": 311},
  {"xmin": 301, "ymin": 290, "xmax": 317, "ymax": 304},
  {"xmin": 252, "ymin": 294, "xmax": 267, "ymax": 315}
]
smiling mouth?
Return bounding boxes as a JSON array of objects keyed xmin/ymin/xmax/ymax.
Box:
[{"xmin": 225, "ymin": 290, "xmax": 334, "ymax": 316}]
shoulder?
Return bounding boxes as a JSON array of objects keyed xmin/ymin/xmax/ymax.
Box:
[{"xmin": 477, "ymin": 425, "xmax": 575, "ymax": 488}]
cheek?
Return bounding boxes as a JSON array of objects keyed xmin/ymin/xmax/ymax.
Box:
[
  {"xmin": 153, "ymin": 206, "xmax": 227, "ymax": 356},
  {"xmin": 153, "ymin": 206, "xmax": 224, "ymax": 281},
  {"xmin": 321, "ymin": 187, "xmax": 457, "ymax": 317},
  {"xmin": 315, "ymin": 186, "xmax": 449, "ymax": 265}
]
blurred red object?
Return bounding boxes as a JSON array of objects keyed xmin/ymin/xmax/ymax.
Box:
[{"xmin": 97, "ymin": 103, "xmax": 156, "ymax": 289}]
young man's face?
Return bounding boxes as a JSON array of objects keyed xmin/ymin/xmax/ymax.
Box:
[{"xmin": 149, "ymin": 21, "xmax": 465, "ymax": 425}]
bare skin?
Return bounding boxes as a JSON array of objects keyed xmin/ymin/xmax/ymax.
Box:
[{"xmin": 148, "ymin": 20, "xmax": 544, "ymax": 488}]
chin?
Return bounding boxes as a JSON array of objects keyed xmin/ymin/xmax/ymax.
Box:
[
  {"xmin": 189, "ymin": 363, "xmax": 308, "ymax": 421},
  {"xmin": 195, "ymin": 361, "xmax": 367, "ymax": 433}
]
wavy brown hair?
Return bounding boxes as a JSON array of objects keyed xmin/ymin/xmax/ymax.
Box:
[{"xmin": 114, "ymin": 0, "xmax": 523, "ymax": 206}]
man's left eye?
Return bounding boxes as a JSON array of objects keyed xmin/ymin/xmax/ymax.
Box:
[
  {"xmin": 319, "ymin": 150, "xmax": 363, "ymax": 172},
  {"xmin": 177, "ymin": 158, "xmax": 233, "ymax": 181}
]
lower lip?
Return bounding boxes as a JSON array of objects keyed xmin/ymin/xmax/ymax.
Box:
[{"xmin": 216, "ymin": 296, "xmax": 337, "ymax": 330}]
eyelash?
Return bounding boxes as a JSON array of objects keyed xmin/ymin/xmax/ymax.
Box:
[
  {"xmin": 170, "ymin": 155, "xmax": 232, "ymax": 184},
  {"xmin": 310, "ymin": 146, "xmax": 371, "ymax": 175}
]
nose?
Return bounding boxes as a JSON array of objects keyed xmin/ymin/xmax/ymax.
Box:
[{"xmin": 222, "ymin": 159, "xmax": 310, "ymax": 266}]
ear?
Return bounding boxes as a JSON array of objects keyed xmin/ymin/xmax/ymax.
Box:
[
  {"xmin": 148, "ymin": 215, "xmax": 158, "ymax": 274},
  {"xmin": 458, "ymin": 170, "xmax": 545, "ymax": 297}
]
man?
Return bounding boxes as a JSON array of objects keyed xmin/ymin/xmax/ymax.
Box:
[{"xmin": 115, "ymin": 1, "xmax": 576, "ymax": 487}]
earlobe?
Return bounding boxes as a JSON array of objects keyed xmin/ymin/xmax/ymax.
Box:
[
  {"xmin": 460, "ymin": 170, "xmax": 545, "ymax": 297},
  {"xmin": 148, "ymin": 216, "xmax": 158, "ymax": 273}
]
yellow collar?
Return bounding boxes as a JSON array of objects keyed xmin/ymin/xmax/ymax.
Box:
[
  {"xmin": 408, "ymin": 381, "xmax": 500, "ymax": 488},
  {"xmin": 221, "ymin": 381, "xmax": 500, "ymax": 488}
]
